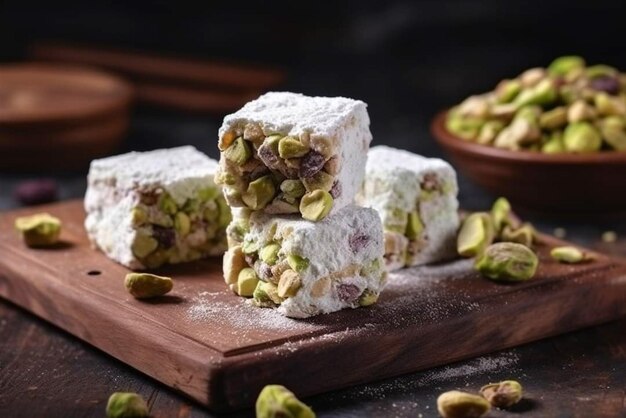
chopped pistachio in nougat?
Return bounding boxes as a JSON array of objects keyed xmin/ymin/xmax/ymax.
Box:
[
  {"xmin": 357, "ymin": 146, "xmax": 460, "ymax": 271},
  {"xmin": 85, "ymin": 146, "xmax": 231, "ymax": 269},
  {"xmin": 215, "ymin": 92, "xmax": 372, "ymax": 221},
  {"xmin": 223, "ymin": 205, "xmax": 386, "ymax": 318}
]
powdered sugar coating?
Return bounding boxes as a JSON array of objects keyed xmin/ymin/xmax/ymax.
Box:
[
  {"xmin": 86, "ymin": 146, "xmax": 219, "ymax": 205},
  {"xmin": 246, "ymin": 205, "xmax": 386, "ymax": 318},
  {"xmin": 217, "ymin": 92, "xmax": 372, "ymax": 218},
  {"xmin": 219, "ymin": 92, "xmax": 370, "ymax": 141},
  {"xmin": 358, "ymin": 146, "xmax": 460, "ymax": 270},
  {"xmin": 85, "ymin": 146, "xmax": 225, "ymax": 269}
]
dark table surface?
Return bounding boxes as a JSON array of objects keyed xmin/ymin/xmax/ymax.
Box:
[{"xmin": 1, "ymin": 109, "xmax": 625, "ymax": 418}]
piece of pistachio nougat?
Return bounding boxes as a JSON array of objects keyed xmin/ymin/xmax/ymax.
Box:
[
  {"xmin": 357, "ymin": 146, "xmax": 460, "ymax": 271},
  {"xmin": 223, "ymin": 205, "xmax": 386, "ymax": 318},
  {"xmin": 85, "ymin": 146, "xmax": 231, "ymax": 269},
  {"xmin": 215, "ymin": 92, "xmax": 372, "ymax": 222}
]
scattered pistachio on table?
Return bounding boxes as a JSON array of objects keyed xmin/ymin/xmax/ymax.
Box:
[
  {"xmin": 475, "ymin": 242, "xmax": 539, "ymax": 282},
  {"xmin": 124, "ymin": 272, "xmax": 173, "ymax": 299},
  {"xmin": 602, "ymin": 230, "xmax": 617, "ymax": 243},
  {"xmin": 437, "ymin": 390, "xmax": 491, "ymax": 418},
  {"xmin": 106, "ymin": 392, "xmax": 149, "ymax": 418},
  {"xmin": 446, "ymin": 56, "xmax": 626, "ymax": 153},
  {"xmin": 479, "ymin": 380, "xmax": 523, "ymax": 408},
  {"xmin": 256, "ymin": 384, "xmax": 315, "ymax": 418},
  {"xmin": 550, "ymin": 246, "xmax": 591, "ymax": 264},
  {"xmin": 14, "ymin": 212, "xmax": 62, "ymax": 247}
]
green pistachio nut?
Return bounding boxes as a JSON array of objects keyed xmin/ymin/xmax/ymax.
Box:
[
  {"xmin": 131, "ymin": 234, "xmax": 159, "ymax": 258},
  {"xmin": 594, "ymin": 92, "xmax": 626, "ymax": 116},
  {"xmin": 563, "ymin": 122, "xmax": 602, "ymax": 152},
  {"xmin": 241, "ymin": 238, "xmax": 260, "ymax": 254},
  {"xmin": 495, "ymin": 79, "xmax": 522, "ymax": 103},
  {"xmin": 197, "ymin": 186, "xmax": 220, "ymax": 202},
  {"xmin": 237, "ymin": 268, "xmax": 260, "ymax": 297},
  {"xmin": 476, "ymin": 120, "xmax": 504, "ymax": 145},
  {"xmin": 600, "ymin": 116, "xmax": 626, "ymax": 150},
  {"xmin": 255, "ymin": 385, "xmax": 315, "ymax": 418},
  {"xmin": 358, "ymin": 289, "xmax": 379, "ymax": 307},
  {"xmin": 174, "ymin": 212, "xmax": 191, "ymax": 236},
  {"xmin": 475, "ymin": 242, "xmax": 538, "ymax": 282},
  {"xmin": 519, "ymin": 67, "xmax": 547, "ymax": 87},
  {"xmin": 547, "ymin": 55, "xmax": 586, "ymax": 76},
  {"xmin": 501, "ymin": 223, "xmax": 535, "ymax": 247},
  {"xmin": 124, "ymin": 273, "xmax": 173, "ymax": 299},
  {"xmin": 514, "ymin": 105, "xmax": 541, "ymax": 123},
  {"xmin": 159, "ymin": 193, "xmax": 178, "ymax": 215},
  {"xmin": 142, "ymin": 249, "xmax": 169, "ymax": 269},
  {"xmin": 539, "ymin": 106, "xmax": 567, "ymax": 129},
  {"xmin": 259, "ymin": 243, "xmax": 281, "ymax": 266},
  {"xmin": 550, "ymin": 246, "xmax": 587, "ymax": 263},
  {"xmin": 480, "ymin": 380, "xmax": 523, "ymax": 409},
  {"xmin": 216, "ymin": 196, "xmax": 232, "ymax": 227},
  {"xmin": 458, "ymin": 95, "xmax": 490, "ymax": 118},
  {"xmin": 223, "ymin": 136, "xmax": 252, "ymax": 166},
  {"xmin": 242, "ymin": 175, "xmax": 276, "ymax": 210},
  {"xmin": 541, "ymin": 132, "xmax": 565, "ymax": 153},
  {"xmin": 302, "ymin": 171, "xmax": 335, "ymax": 193},
  {"xmin": 491, "ymin": 197, "xmax": 512, "ymax": 232},
  {"xmin": 14, "ymin": 213, "xmax": 61, "ymax": 247},
  {"xmin": 513, "ymin": 79, "xmax": 557, "ymax": 107},
  {"xmin": 106, "ymin": 392, "xmax": 149, "ymax": 418},
  {"xmin": 253, "ymin": 281, "xmax": 283, "ymax": 307},
  {"xmin": 280, "ymin": 179, "xmax": 306, "ymax": 198},
  {"xmin": 437, "ymin": 390, "xmax": 491, "ymax": 418},
  {"xmin": 494, "ymin": 118, "xmax": 540, "ymax": 150},
  {"xmin": 277, "ymin": 269, "xmax": 302, "ymax": 298},
  {"xmin": 457, "ymin": 212, "xmax": 495, "ymax": 257},
  {"xmin": 223, "ymin": 245, "xmax": 247, "ymax": 285},
  {"xmin": 287, "ymin": 254, "xmax": 309, "ymax": 273},
  {"xmin": 131, "ymin": 207, "xmax": 148, "ymax": 226},
  {"xmin": 445, "ymin": 111, "xmax": 483, "ymax": 141},
  {"xmin": 405, "ymin": 210, "xmax": 424, "ymax": 240},
  {"xmin": 215, "ymin": 170, "xmax": 237, "ymax": 186},
  {"xmin": 278, "ymin": 136, "xmax": 309, "ymax": 159},
  {"xmin": 586, "ymin": 64, "xmax": 618, "ymax": 79},
  {"xmin": 300, "ymin": 190, "xmax": 333, "ymax": 221},
  {"xmin": 567, "ymin": 100, "xmax": 596, "ymax": 123}
]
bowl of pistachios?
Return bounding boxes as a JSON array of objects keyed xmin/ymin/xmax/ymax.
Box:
[{"xmin": 432, "ymin": 56, "xmax": 626, "ymax": 215}]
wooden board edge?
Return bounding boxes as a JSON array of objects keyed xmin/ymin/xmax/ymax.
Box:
[
  {"xmin": 209, "ymin": 266, "xmax": 626, "ymax": 410},
  {"xmin": 0, "ymin": 246, "xmax": 223, "ymax": 407}
]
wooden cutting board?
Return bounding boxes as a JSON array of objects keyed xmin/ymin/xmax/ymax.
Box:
[{"xmin": 1, "ymin": 200, "xmax": 625, "ymax": 412}]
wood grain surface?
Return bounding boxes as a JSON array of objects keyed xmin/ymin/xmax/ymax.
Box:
[{"xmin": 0, "ymin": 200, "xmax": 625, "ymax": 412}]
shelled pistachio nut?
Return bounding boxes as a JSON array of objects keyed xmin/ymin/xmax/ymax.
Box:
[
  {"xmin": 300, "ymin": 190, "xmax": 333, "ymax": 221},
  {"xmin": 280, "ymin": 179, "xmax": 306, "ymax": 198},
  {"xmin": 550, "ymin": 246, "xmax": 589, "ymax": 263},
  {"xmin": 255, "ymin": 385, "xmax": 315, "ymax": 418},
  {"xmin": 106, "ymin": 392, "xmax": 149, "ymax": 418},
  {"xmin": 358, "ymin": 289, "xmax": 379, "ymax": 307},
  {"xmin": 124, "ymin": 273, "xmax": 173, "ymax": 299},
  {"xmin": 437, "ymin": 390, "xmax": 490, "ymax": 418},
  {"xmin": 242, "ymin": 175, "xmax": 276, "ymax": 210},
  {"xmin": 563, "ymin": 122, "xmax": 602, "ymax": 152},
  {"xmin": 287, "ymin": 254, "xmax": 309, "ymax": 273},
  {"xmin": 277, "ymin": 269, "xmax": 302, "ymax": 298},
  {"xmin": 131, "ymin": 234, "xmax": 159, "ymax": 258},
  {"xmin": 480, "ymin": 380, "xmax": 523, "ymax": 408},
  {"xmin": 14, "ymin": 213, "xmax": 61, "ymax": 247},
  {"xmin": 259, "ymin": 243, "xmax": 281, "ymax": 266},
  {"xmin": 302, "ymin": 171, "xmax": 334, "ymax": 193},
  {"xmin": 237, "ymin": 268, "xmax": 260, "ymax": 297},
  {"xmin": 253, "ymin": 281, "xmax": 283, "ymax": 307},
  {"xmin": 174, "ymin": 211, "xmax": 191, "ymax": 236},
  {"xmin": 501, "ymin": 223, "xmax": 535, "ymax": 247},
  {"xmin": 223, "ymin": 245, "xmax": 247, "ymax": 285},
  {"xmin": 475, "ymin": 242, "xmax": 538, "ymax": 282},
  {"xmin": 224, "ymin": 136, "xmax": 252, "ymax": 166},
  {"xmin": 278, "ymin": 136, "xmax": 309, "ymax": 159},
  {"xmin": 405, "ymin": 210, "xmax": 424, "ymax": 240},
  {"xmin": 457, "ymin": 212, "xmax": 495, "ymax": 257}
]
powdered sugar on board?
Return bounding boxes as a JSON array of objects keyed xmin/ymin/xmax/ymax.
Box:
[{"xmin": 181, "ymin": 258, "xmax": 481, "ymax": 350}]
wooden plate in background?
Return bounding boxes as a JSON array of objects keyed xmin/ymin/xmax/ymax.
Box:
[{"xmin": 0, "ymin": 64, "xmax": 133, "ymax": 171}]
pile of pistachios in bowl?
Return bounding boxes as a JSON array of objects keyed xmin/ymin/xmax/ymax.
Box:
[{"xmin": 446, "ymin": 56, "xmax": 626, "ymax": 152}]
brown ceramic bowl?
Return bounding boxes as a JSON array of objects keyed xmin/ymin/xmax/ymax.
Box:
[{"xmin": 431, "ymin": 111, "xmax": 626, "ymax": 215}]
